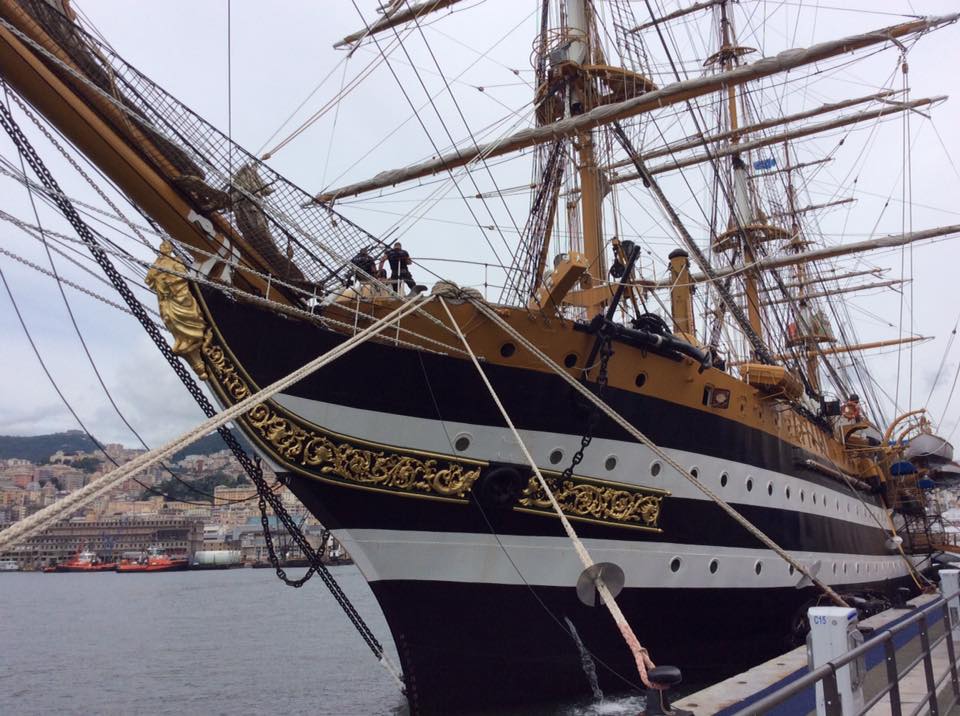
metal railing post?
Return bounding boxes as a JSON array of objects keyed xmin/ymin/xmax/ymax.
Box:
[
  {"xmin": 884, "ymin": 635, "xmax": 904, "ymax": 716},
  {"xmin": 822, "ymin": 668, "xmax": 843, "ymax": 716},
  {"xmin": 919, "ymin": 612, "xmax": 940, "ymax": 715},
  {"xmin": 941, "ymin": 579, "xmax": 960, "ymax": 700}
]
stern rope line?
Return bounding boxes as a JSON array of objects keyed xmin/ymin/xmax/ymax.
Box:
[{"xmin": 438, "ymin": 297, "xmax": 658, "ymax": 689}]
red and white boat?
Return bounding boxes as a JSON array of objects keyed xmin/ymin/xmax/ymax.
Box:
[{"xmin": 116, "ymin": 546, "xmax": 190, "ymax": 573}]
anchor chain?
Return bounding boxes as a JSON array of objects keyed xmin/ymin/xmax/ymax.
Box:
[
  {"xmin": 0, "ymin": 99, "xmax": 389, "ymax": 665},
  {"xmin": 559, "ymin": 335, "xmax": 614, "ymax": 482}
]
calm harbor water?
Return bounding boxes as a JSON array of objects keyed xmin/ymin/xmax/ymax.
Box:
[{"xmin": 1, "ymin": 567, "xmax": 647, "ymax": 715}]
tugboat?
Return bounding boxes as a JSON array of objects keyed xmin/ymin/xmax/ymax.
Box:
[
  {"xmin": 54, "ymin": 549, "xmax": 116, "ymax": 573},
  {"xmin": 116, "ymin": 546, "xmax": 190, "ymax": 573}
]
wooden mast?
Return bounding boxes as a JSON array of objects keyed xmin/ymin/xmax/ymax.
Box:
[
  {"xmin": 717, "ymin": 1, "xmax": 764, "ymax": 342},
  {"xmin": 783, "ymin": 140, "xmax": 822, "ymax": 391},
  {"xmin": 568, "ymin": 0, "xmax": 606, "ymax": 313}
]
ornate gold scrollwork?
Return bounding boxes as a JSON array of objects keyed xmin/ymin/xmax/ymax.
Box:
[
  {"xmin": 201, "ymin": 334, "xmax": 481, "ymax": 500},
  {"xmin": 198, "ymin": 315, "xmax": 663, "ymax": 524},
  {"xmin": 520, "ymin": 476, "xmax": 663, "ymax": 529},
  {"xmin": 146, "ymin": 240, "xmax": 209, "ymax": 379}
]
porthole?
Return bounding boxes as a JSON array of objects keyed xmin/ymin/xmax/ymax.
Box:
[
  {"xmin": 635, "ymin": 372, "xmax": 647, "ymax": 388},
  {"xmin": 604, "ymin": 456, "xmax": 618, "ymax": 471},
  {"xmin": 836, "ymin": 499, "xmax": 841, "ymax": 511},
  {"xmin": 856, "ymin": 563, "xmax": 861, "ymax": 574},
  {"xmin": 690, "ymin": 467, "xmax": 699, "ymax": 480},
  {"xmin": 766, "ymin": 482, "xmax": 773, "ymax": 497},
  {"xmin": 720, "ymin": 472, "xmax": 728, "ymax": 488},
  {"xmin": 650, "ymin": 461, "xmax": 662, "ymax": 477},
  {"xmin": 800, "ymin": 490, "xmax": 805, "ymax": 503},
  {"xmin": 670, "ymin": 557, "xmax": 682, "ymax": 573},
  {"xmin": 549, "ymin": 449, "xmax": 564, "ymax": 465},
  {"xmin": 846, "ymin": 503, "xmax": 851, "ymax": 513},
  {"xmin": 788, "ymin": 564, "xmax": 795, "ymax": 576},
  {"xmin": 843, "ymin": 563, "xmax": 848, "ymax": 574},
  {"xmin": 454, "ymin": 434, "xmax": 471, "ymax": 452},
  {"xmin": 709, "ymin": 559, "xmax": 719, "ymax": 574},
  {"xmin": 746, "ymin": 477, "xmax": 754, "ymax": 492},
  {"xmin": 500, "ymin": 342, "xmax": 516, "ymax": 358},
  {"xmin": 754, "ymin": 561, "xmax": 763, "ymax": 575},
  {"xmin": 785, "ymin": 486, "xmax": 791, "ymax": 500},
  {"xmin": 563, "ymin": 353, "xmax": 578, "ymax": 368},
  {"xmin": 812, "ymin": 493, "xmax": 818, "ymax": 505},
  {"xmin": 832, "ymin": 562, "xmax": 838, "ymax": 574}
]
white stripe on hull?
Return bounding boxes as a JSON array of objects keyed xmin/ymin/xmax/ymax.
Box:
[
  {"xmin": 276, "ymin": 393, "xmax": 892, "ymax": 529},
  {"xmin": 333, "ymin": 528, "xmax": 924, "ymax": 590}
]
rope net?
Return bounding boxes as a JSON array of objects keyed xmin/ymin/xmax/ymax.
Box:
[{"xmin": 15, "ymin": 0, "xmax": 387, "ymax": 291}]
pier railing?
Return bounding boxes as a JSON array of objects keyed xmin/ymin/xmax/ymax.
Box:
[{"xmin": 731, "ymin": 583, "xmax": 960, "ymax": 716}]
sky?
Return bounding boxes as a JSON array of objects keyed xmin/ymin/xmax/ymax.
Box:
[{"xmin": 0, "ymin": 0, "xmax": 959, "ymax": 449}]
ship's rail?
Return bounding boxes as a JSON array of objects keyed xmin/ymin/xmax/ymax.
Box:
[
  {"xmin": 14, "ymin": 0, "xmax": 386, "ymax": 292},
  {"xmin": 730, "ymin": 587, "xmax": 960, "ymax": 716}
]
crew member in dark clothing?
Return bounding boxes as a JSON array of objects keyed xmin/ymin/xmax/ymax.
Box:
[
  {"xmin": 350, "ymin": 247, "xmax": 376, "ymax": 284},
  {"xmin": 379, "ymin": 241, "xmax": 425, "ymax": 295}
]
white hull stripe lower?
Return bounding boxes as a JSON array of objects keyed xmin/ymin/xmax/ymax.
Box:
[
  {"xmin": 335, "ymin": 528, "xmax": 924, "ymax": 590},
  {"xmin": 276, "ymin": 393, "xmax": 891, "ymax": 530}
]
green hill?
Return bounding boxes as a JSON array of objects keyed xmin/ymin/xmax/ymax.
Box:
[
  {"xmin": 0, "ymin": 429, "xmax": 253, "ymax": 464},
  {"xmin": 0, "ymin": 431, "xmax": 98, "ymax": 463}
]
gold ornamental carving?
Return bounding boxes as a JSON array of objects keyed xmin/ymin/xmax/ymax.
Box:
[
  {"xmin": 519, "ymin": 476, "xmax": 663, "ymax": 529},
  {"xmin": 201, "ymin": 332, "xmax": 481, "ymax": 500},
  {"xmin": 198, "ymin": 315, "xmax": 664, "ymax": 525},
  {"xmin": 146, "ymin": 240, "xmax": 209, "ymax": 379}
]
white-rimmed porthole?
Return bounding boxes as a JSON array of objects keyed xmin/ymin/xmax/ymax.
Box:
[
  {"xmin": 754, "ymin": 561, "xmax": 763, "ymax": 576},
  {"xmin": 604, "ymin": 455, "xmax": 618, "ymax": 472},
  {"xmin": 549, "ymin": 449, "xmax": 564, "ymax": 465},
  {"xmin": 454, "ymin": 434, "xmax": 471, "ymax": 452},
  {"xmin": 709, "ymin": 559, "xmax": 719, "ymax": 574},
  {"xmin": 689, "ymin": 466, "xmax": 699, "ymax": 480},
  {"xmin": 766, "ymin": 481, "xmax": 773, "ymax": 497},
  {"xmin": 720, "ymin": 472, "xmax": 728, "ymax": 488},
  {"xmin": 785, "ymin": 486, "xmax": 791, "ymax": 500},
  {"xmin": 670, "ymin": 557, "xmax": 682, "ymax": 573},
  {"xmin": 650, "ymin": 461, "xmax": 662, "ymax": 477},
  {"xmin": 746, "ymin": 477, "xmax": 754, "ymax": 492}
]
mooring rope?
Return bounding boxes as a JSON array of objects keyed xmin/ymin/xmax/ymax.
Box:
[
  {"xmin": 466, "ymin": 297, "xmax": 850, "ymax": 609},
  {"xmin": 438, "ymin": 298, "xmax": 658, "ymax": 688},
  {"xmin": 0, "ymin": 295, "xmax": 432, "ymax": 553}
]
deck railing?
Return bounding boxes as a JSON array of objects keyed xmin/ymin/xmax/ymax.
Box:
[{"xmin": 730, "ymin": 582, "xmax": 960, "ymax": 716}]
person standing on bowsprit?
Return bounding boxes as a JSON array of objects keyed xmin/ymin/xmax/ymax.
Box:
[{"xmin": 379, "ymin": 241, "xmax": 425, "ymax": 296}]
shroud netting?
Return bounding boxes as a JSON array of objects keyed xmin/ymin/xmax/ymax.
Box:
[{"xmin": 15, "ymin": 0, "xmax": 389, "ymax": 296}]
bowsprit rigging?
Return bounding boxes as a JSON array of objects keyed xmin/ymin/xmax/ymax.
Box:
[{"xmin": 2, "ymin": 0, "xmax": 960, "ymax": 713}]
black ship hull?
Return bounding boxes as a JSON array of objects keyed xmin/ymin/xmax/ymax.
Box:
[{"xmin": 199, "ymin": 288, "xmax": 922, "ymax": 714}]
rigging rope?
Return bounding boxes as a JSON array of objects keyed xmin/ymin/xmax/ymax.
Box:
[
  {"xmin": 438, "ymin": 297, "xmax": 658, "ymax": 688},
  {"xmin": 466, "ymin": 296, "xmax": 850, "ymax": 608},
  {"xmin": 0, "ymin": 100, "xmax": 409, "ymax": 688}
]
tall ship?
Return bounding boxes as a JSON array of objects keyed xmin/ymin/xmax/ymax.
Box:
[{"xmin": 1, "ymin": 0, "xmax": 959, "ymax": 712}]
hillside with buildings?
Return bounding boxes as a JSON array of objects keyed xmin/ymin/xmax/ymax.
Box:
[{"xmin": 0, "ymin": 431, "xmax": 345, "ymax": 570}]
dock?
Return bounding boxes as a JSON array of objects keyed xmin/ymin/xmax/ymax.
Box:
[{"xmin": 673, "ymin": 579, "xmax": 960, "ymax": 715}]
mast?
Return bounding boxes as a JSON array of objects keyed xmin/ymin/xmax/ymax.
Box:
[
  {"xmin": 783, "ymin": 140, "xmax": 821, "ymax": 391},
  {"xmin": 567, "ymin": 0, "xmax": 606, "ymax": 312},
  {"xmin": 715, "ymin": 0, "xmax": 764, "ymax": 343}
]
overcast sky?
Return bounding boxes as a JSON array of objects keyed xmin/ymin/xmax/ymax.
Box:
[{"xmin": 1, "ymin": 0, "xmax": 959, "ymax": 450}]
